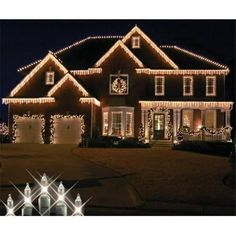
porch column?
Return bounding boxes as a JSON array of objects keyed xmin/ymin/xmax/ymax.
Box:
[
  {"xmin": 201, "ymin": 109, "xmax": 206, "ymax": 127},
  {"xmin": 173, "ymin": 109, "xmax": 181, "ymax": 138},
  {"xmin": 225, "ymin": 109, "xmax": 231, "ymax": 126},
  {"xmin": 144, "ymin": 110, "xmax": 149, "ymax": 140}
]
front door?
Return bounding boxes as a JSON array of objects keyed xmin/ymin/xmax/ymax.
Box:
[{"xmin": 153, "ymin": 114, "xmax": 165, "ymax": 140}]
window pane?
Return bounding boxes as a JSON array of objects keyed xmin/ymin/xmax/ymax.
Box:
[
  {"xmin": 126, "ymin": 113, "xmax": 132, "ymax": 135},
  {"xmin": 155, "ymin": 77, "xmax": 164, "ymax": 95},
  {"xmin": 103, "ymin": 112, "xmax": 108, "ymax": 135},
  {"xmin": 182, "ymin": 110, "xmax": 193, "ymax": 128},
  {"xmin": 205, "ymin": 110, "xmax": 215, "ymax": 129},
  {"xmin": 112, "ymin": 112, "xmax": 122, "ymax": 136}
]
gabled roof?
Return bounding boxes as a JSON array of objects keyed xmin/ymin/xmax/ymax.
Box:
[
  {"xmin": 47, "ymin": 73, "xmax": 90, "ymax": 97},
  {"xmin": 122, "ymin": 26, "xmax": 179, "ymax": 69},
  {"xmin": 10, "ymin": 52, "xmax": 68, "ymax": 97},
  {"xmin": 95, "ymin": 40, "xmax": 144, "ymax": 67}
]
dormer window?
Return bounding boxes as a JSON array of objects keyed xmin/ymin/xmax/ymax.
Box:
[
  {"xmin": 45, "ymin": 71, "xmax": 55, "ymax": 85},
  {"xmin": 132, "ymin": 36, "xmax": 140, "ymax": 49}
]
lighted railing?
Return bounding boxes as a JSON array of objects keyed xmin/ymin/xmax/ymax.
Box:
[{"xmin": 177, "ymin": 126, "xmax": 232, "ymax": 142}]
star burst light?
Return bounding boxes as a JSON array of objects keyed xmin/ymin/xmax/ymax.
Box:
[{"xmin": 0, "ymin": 170, "xmax": 91, "ymax": 216}]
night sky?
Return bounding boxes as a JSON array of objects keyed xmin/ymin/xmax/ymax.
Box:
[{"xmin": 0, "ymin": 20, "xmax": 235, "ymax": 123}]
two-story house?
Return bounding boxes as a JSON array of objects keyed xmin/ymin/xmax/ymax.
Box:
[{"xmin": 2, "ymin": 26, "xmax": 234, "ymax": 144}]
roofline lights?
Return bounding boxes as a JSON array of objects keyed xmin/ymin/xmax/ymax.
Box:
[
  {"xmin": 47, "ymin": 73, "xmax": 89, "ymax": 97},
  {"xmin": 122, "ymin": 26, "xmax": 179, "ymax": 69},
  {"xmin": 2, "ymin": 97, "xmax": 55, "ymax": 104},
  {"xmin": 139, "ymin": 101, "xmax": 234, "ymax": 110},
  {"xmin": 135, "ymin": 68, "xmax": 229, "ymax": 75},
  {"xmin": 79, "ymin": 97, "xmax": 101, "ymax": 107},
  {"xmin": 95, "ymin": 40, "xmax": 144, "ymax": 68}
]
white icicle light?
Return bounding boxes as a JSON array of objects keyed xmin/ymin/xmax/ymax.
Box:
[
  {"xmin": 79, "ymin": 97, "xmax": 101, "ymax": 107},
  {"xmin": 139, "ymin": 101, "xmax": 234, "ymax": 110},
  {"xmin": 135, "ymin": 68, "xmax": 229, "ymax": 76},
  {"xmin": 2, "ymin": 97, "xmax": 55, "ymax": 104}
]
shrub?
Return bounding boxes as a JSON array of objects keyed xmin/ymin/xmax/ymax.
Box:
[
  {"xmin": 117, "ymin": 137, "xmax": 151, "ymax": 148},
  {"xmin": 0, "ymin": 134, "xmax": 11, "ymax": 143},
  {"xmin": 173, "ymin": 141, "xmax": 234, "ymax": 157},
  {"xmin": 79, "ymin": 136, "xmax": 121, "ymax": 148}
]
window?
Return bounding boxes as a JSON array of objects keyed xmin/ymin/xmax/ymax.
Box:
[
  {"xmin": 126, "ymin": 112, "xmax": 133, "ymax": 136},
  {"xmin": 155, "ymin": 76, "xmax": 165, "ymax": 96},
  {"xmin": 132, "ymin": 36, "xmax": 140, "ymax": 49},
  {"xmin": 205, "ymin": 110, "xmax": 216, "ymax": 129},
  {"xmin": 103, "ymin": 112, "xmax": 108, "ymax": 135},
  {"xmin": 111, "ymin": 112, "xmax": 122, "ymax": 136},
  {"xmin": 183, "ymin": 76, "xmax": 193, "ymax": 96},
  {"xmin": 182, "ymin": 110, "xmax": 193, "ymax": 129},
  {"xmin": 45, "ymin": 71, "xmax": 55, "ymax": 85},
  {"xmin": 102, "ymin": 107, "xmax": 134, "ymax": 137},
  {"xmin": 206, "ymin": 76, "xmax": 216, "ymax": 96}
]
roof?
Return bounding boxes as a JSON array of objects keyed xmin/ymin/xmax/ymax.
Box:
[
  {"xmin": 160, "ymin": 46, "xmax": 227, "ymax": 70},
  {"xmin": 17, "ymin": 27, "xmax": 228, "ymax": 73}
]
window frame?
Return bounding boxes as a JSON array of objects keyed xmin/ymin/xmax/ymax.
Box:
[
  {"xmin": 183, "ymin": 76, "xmax": 193, "ymax": 96},
  {"xmin": 155, "ymin": 76, "xmax": 165, "ymax": 96},
  {"xmin": 206, "ymin": 76, "xmax": 216, "ymax": 96},
  {"xmin": 45, "ymin": 71, "xmax": 55, "ymax": 85},
  {"xmin": 132, "ymin": 36, "xmax": 140, "ymax": 49},
  {"xmin": 205, "ymin": 109, "xmax": 216, "ymax": 130}
]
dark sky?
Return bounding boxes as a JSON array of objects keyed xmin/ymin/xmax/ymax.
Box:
[{"xmin": 0, "ymin": 20, "xmax": 235, "ymax": 122}]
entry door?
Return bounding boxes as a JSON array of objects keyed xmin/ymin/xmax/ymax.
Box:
[{"xmin": 153, "ymin": 114, "xmax": 165, "ymax": 140}]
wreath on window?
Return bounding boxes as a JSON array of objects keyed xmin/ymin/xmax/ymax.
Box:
[{"xmin": 112, "ymin": 77, "xmax": 127, "ymax": 94}]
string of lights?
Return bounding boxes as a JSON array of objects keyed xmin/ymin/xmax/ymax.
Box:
[
  {"xmin": 95, "ymin": 40, "xmax": 144, "ymax": 68},
  {"xmin": 47, "ymin": 73, "xmax": 89, "ymax": 97},
  {"xmin": 122, "ymin": 26, "xmax": 179, "ymax": 69},
  {"xmin": 2, "ymin": 97, "xmax": 55, "ymax": 104},
  {"xmin": 50, "ymin": 114, "xmax": 85, "ymax": 144},
  {"xmin": 12, "ymin": 114, "xmax": 45, "ymax": 143}
]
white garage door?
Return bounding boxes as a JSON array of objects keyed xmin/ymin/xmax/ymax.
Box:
[
  {"xmin": 53, "ymin": 117, "xmax": 83, "ymax": 144},
  {"xmin": 15, "ymin": 117, "xmax": 44, "ymax": 143}
]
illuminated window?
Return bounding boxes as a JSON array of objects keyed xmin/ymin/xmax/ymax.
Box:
[
  {"xmin": 182, "ymin": 110, "xmax": 193, "ymax": 128},
  {"xmin": 206, "ymin": 76, "xmax": 216, "ymax": 96},
  {"xmin": 132, "ymin": 36, "xmax": 140, "ymax": 49},
  {"xmin": 103, "ymin": 112, "xmax": 108, "ymax": 135},
  {"xmin": 205, "ymin": 110, "xmax": 216, "ymax": 129},
  {"xmin": 111, "ymin": 112, "xmax": 122, "ymax": 136},
  {"xmin": 45, "ymin": 71, "xmax": 55, "ymax": 85},
  {"xmin": 126, "ymin": 112, "xmax": 133, "ymax": 136},
  {"xmin": 155, "ymin": 76, "xmax": 165, "ymax": 96},
  {"xmin": 183, "ymin": 76, "xmax": 193, "ymax": 96}
]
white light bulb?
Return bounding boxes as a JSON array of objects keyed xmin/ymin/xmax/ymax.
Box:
[{"xmin": 7, "ymin": 194, "xmax": 14, "ymax": 209}]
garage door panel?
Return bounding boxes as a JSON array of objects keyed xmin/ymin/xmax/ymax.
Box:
[
  {"xmin": 53, "ymin": 117, "xmax": 83, "ymax": 144},
  {"xmin": 15, "ymin": 118, "xmax": 44, "ymax": 143}
]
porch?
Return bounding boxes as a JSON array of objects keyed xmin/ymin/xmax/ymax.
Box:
[{"xmin": 139, "ymin": 101, "xmax": 234, "ymax": 143}]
